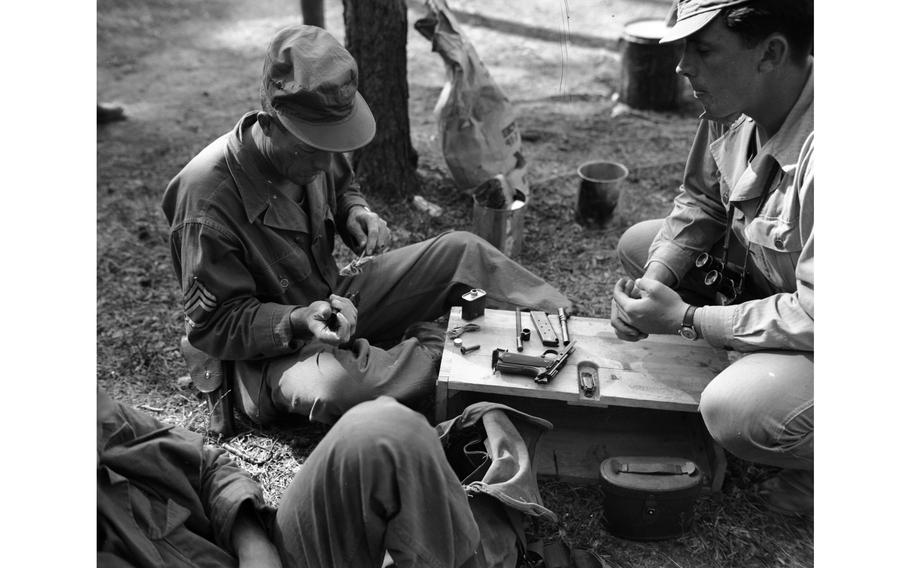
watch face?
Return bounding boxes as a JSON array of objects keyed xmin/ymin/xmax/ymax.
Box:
[{"xmin": 679, "ymin": 327, "xmax": 698, "ymax": 341}]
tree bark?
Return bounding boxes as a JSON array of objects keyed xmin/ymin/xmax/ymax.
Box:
[{"xmin": 342, "ymin": 0, "xmax": 419, "ymax": 198}]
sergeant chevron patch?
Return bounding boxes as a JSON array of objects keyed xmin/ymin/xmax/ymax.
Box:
[{"xmin": 184, "ymin": 277, "xmax": 217, "ymax": 326}]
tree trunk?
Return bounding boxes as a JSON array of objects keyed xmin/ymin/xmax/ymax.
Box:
[
  {"xmin": 342, "ymin": 0, "xmax": 419, "ymax": 198},
  {"xmin": 300, "ymin": 0, "xmax": 324, "ymax": 28}
]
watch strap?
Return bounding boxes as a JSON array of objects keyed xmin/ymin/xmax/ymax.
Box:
[
  {"xmin": 679, "ymin": 305, "xmax": 698, "ymax": 340},
  {"xmin": 683, "ymin": 305, "xmax": 697, "ymax": 328}
]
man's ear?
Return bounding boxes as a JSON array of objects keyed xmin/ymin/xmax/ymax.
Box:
[{"xmin": 758, "ymin": 33, "xmax": 789, "ymax": 73}]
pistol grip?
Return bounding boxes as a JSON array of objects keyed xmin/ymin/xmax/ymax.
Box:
[{"xmin": 495, "ymin": 361, "xmax": 545, "ymax": 378}]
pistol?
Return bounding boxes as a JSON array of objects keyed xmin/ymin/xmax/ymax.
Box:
[{"xmin": 492, "ymin": 340, "xmax": 576, "ymax": 384}]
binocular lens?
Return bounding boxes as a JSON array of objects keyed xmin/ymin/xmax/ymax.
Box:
[{"xmin": 695, "ymin": 252, "xmax": 712, "ymax": 269}]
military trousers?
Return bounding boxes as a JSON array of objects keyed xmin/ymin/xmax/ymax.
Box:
[
  {"xmin": 616, "ymin": 220, "xmax": 814, "ymax": 483},
  {"xmin": 237, "ymin": 230, "xmax": 571, "ymax": 424}
]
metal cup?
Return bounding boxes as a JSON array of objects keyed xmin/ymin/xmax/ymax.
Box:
[{"xmin": 575, "ymin": 161, "xmax": 629, "ymax": 228}]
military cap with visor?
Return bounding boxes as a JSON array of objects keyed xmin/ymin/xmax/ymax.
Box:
[
  {"xmin": 661, "ymin": 0, "xmax": 754, "ymax": 43},
  {"xmin": 261, "ymin": 25, "xmax": 376, "ymax": 152}
]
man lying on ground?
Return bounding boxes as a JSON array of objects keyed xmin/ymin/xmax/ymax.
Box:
[{"xmin": 97, "ymin": 388, "xmax": 558, "ymax": 567}]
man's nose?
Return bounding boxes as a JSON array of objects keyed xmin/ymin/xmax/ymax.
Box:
[{"xmin": 676, "ymin": 49, "xmax": 694, "ymax": 78}]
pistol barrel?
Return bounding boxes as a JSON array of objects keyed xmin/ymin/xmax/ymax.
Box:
[
  {"xmin": 515, "ymin": 308, "xmax": 524, "ymax": 352},
  {"xmin": 557, "ymin": 307, "xmax": 570, "ymax": 345}
]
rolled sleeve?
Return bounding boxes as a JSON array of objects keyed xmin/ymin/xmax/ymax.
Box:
[
  {"xmin": 646, "ymin": 246, "xmax": 695, "ymax": 287},
  {"xmin": 694, "ymin": 304, "xmax": 734, "ymax": 348},
  {"xmin": 648, "ymin": 120, "xmax": 728, "ymax": 282},
  {"xmin": 202, "ymin": 444, "xmax": 274, "ymax": 551}
]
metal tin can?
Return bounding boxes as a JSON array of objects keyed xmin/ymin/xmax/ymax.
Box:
[{"xmin": 461, "ymin": 288, "xmax": 487, "ymax": 321}]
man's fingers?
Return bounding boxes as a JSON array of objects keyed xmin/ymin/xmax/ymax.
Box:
[
  {"xmin": 612, "ymin": 315, "xmax": 637, "ymax": 334},
  {"xmin": 611, "ymin": 297, "xmax": 647, "ymax": 341},
  {"xmin": 349, "ymin": 223, "xmax": 368, "ymax": 254},
  {"xmin": 634, "ymin": 277, "xmax": 665, "ymax": 297},
  {"xmin": 612, "ymin": 315, "xmax": 646, "ymax": 341},
  {"xmin": 330, "ymin": 295, "xmax": 356, "ymax": 317},
  {"xmin": 613, "ymin": 279, "xmax": 636, "ymax": 311},
  {"xmin": 362, "ymin": 217, "xmax": 379, "ymax": 255},
  {"xmin": 328, "ymin": 294, "xmax": 357, "ymax": 333},
  {"xmin": 613, "ymin": 279, "xmax": 628, "ymax": 299},
  {"xmin": 376, "ymin": 221, "xmax": 391, "ymax": 252},
  {"xmin": 611, "ymin": 300, "xmax": 634, "ymax": 328},
  {"xmin": 616, "ymin": 329, "xmax": 647, "ymax": 342},
  {"xmin": 328, "ymin": 312, "xmax": 348, "ymax": 339},
  {"xmin": 625, "ymin": 279, "xmax": 643, "ymax": 299},
  {"xmin": 310, "ymin": 300, "xmax": 333, "ymax": 319}
]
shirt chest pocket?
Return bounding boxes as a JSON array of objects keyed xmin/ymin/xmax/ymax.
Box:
[
  {"xmin": 745, "ymin": 217, "xmax": 801, "ymax": 253},
  {"xmin": 744, "ymin": 217, "xmax": 802, "ymax": 290},
  {"xmin": 250, "ymin": 235, "xmax": 314, "ymax": 296}
]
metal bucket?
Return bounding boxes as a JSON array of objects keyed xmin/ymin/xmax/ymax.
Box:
[
  {"xmin": 575, "ymin": 161, "xmax": 629, "ymax": 228},
  {"xmin": 620, "ymin": 19, "xmax": 684, "ymax": 110},
  {"xmin": 472, "ymin": 189, "xmax": 527, "ymax": 258}
]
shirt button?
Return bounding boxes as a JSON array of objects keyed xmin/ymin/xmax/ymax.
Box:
[
  {"xmin": 774, "ymin": 238, "xmax": 784, "ymax": 249},
  {"xmin": 272, "ymin": 194, "xmax": 278, "ymax": 200},
  {"xmin": 279, "ymin": 278, "xmax": 289, "ymax": 288}
]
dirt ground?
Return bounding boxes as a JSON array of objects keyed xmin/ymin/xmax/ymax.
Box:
[{"xmin": 97, "ymin": 0, "xmax": 812, "ymax": 566}]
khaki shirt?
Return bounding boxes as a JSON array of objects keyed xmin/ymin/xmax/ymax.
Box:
[
  {"xmin": 648, "ymin": 69, "xmax": 814, "ymax": 352},
  {"xmin": 162, "ymin": 112, "xmax": 368, "ymax": 361}
]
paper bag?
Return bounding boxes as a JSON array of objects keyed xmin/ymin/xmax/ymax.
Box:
[{"xmin": 415, "ymin": 0, "xmax": 528, "ymax": 192}]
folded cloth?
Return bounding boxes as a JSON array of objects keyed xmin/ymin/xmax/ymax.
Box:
[
  {"xmin": 436, "ymin": 402, "xmax": 557, "ymax": 521},
  {"xmin": 437, "ymin": 401, "xmax": 557, "ymax": 567}
]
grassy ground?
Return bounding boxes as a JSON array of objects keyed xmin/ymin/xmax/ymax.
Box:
[{"xmin": 97, "ymin": 0, "xmax": 812, "ymax": 566}]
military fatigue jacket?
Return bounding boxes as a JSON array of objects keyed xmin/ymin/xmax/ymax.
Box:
[
  {"xmin": 97, "ymin": 391, "xmax": 272, "ymax": 567},
  {"xmin": 161, "ymin": 112, "xmax": 368, "ymax": 361},
  {"xmin": 648, "ymin": 67, "xmax": 814, "ymax": 353}
]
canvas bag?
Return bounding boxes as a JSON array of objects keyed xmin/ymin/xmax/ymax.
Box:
[
  {"xmin": 415, "ymin": 0, "xmax": 528, "ymax": 192},
  {"xmin": 436, "ymin": 402, "xmax": 612, "ymax": 568},
  {"xmin": 436, "ymin": 401, "xmax": 556, "ymax": 567}
]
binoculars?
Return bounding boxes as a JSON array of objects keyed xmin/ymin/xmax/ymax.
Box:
[{"xmin": 694, "ymin": 252, "xmax": 739, "ymax": 302}]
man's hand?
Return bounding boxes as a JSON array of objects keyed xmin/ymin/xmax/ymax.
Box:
[
  {"xmin": 346, "ymin": 205, "xmax": 390, "ymax": 255},
  {"xmin": 327, "ymin": 294, "xmax": 357, "ymax": 335},
  {"xmin": 611, "ymin": 279, "xmax": 648, "ymax": 341},
  {"xmin": 290, "ymin": 295, "xmax": 358, "ymax": 345},
  {"xmin": 612, "ymin": 277, "xmax": 689, "ymax": 336},
  {"xmin": 232, "ymin": 503, "xmax": 282, "ymax": 568}
]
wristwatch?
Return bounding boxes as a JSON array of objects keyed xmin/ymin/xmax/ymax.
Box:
[{"xmin": 678, "ymin": 305, "xmax": 698, "ymax": 341}]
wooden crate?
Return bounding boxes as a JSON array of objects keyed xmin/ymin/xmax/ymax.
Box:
[{"xmin": 437, "ymin": 308, "xmax": 731, "ymax": 489}]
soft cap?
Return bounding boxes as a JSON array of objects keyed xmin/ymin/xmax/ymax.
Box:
[
  {"xmin": 660, "ymin": 0, "xmax": 753, "ymax": 43},
  {"xmin": 261, "ymin": 25, "xmax": 376, "ymax": 152}
]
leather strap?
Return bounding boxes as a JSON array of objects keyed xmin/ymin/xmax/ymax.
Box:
[
  {"xmin": 682, "ymin": 305, "xmax": 697, "ymax": 328},
  {"xmin": 615, "ymin": 460, "xmax": 697, "ymax": 476}
]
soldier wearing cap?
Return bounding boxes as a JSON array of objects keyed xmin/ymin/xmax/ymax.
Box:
[
  {"xmin": 610, "ymin": 0, "xmax": 814, "ymax": 515},
  {"xmin": 162, "ymin": 25, "xmax": 570, "ymax": 427}
]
